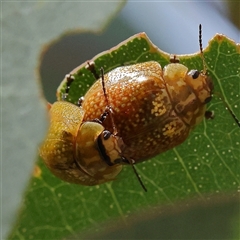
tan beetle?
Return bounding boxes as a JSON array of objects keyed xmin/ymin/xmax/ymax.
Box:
[
  {"xmin": 82, "ymin": 60, "xmax": 213, "ymax": 164},
  {"xmin": 40, "ymin": 74, "xmax": 130, "ymax": 187}
]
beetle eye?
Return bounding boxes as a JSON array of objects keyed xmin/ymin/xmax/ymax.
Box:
[
  {"xmin": 189, "ymin": 70, "xmax": 200, "ymax": 79},
  {"xmin": 103, "ymin": 130, "xmax": 111, "ymax": 140},
  {"xmin": 205, "ymin": 110, "xmax": 214, "ymax": 119},
  {"xmin": 204, "ymin": 96, "xmax": 212, "ymax": 104}
]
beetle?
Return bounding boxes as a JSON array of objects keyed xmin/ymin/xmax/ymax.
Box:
[
  {"xmin": 82, "ymin": 60, "xmax": 213, "ymax": 164},
  {"xmin": 39, "ymin": 25, "xmax": 239, "ymax": 191},
  {"xmin": 40, "ymin": 74, "xmax": 126, "ymax": 186}
]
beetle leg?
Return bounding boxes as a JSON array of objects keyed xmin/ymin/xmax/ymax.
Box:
[
  {"xmin": 205, "ymin": 110, "xmax": 214, "ymax": 120},
  {"xmin": 77, "ymin": 96, "xmax": 84, "ymax": 107},
  {"xmin": 62, "ymin": 74, "xmax": 75, "ymax": 101},
  {"xmin": 86, "ymin": 61, "xmax": 99, "ymax": 80}
]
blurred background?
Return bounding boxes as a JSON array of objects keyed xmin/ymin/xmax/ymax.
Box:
[{"xmin": 40, "ymin": 1, "xmax": 240, "ymax": 103}]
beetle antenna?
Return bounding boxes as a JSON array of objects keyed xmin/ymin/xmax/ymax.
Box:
[
  {"xmin": 128, "ymin": 158, "xmax": 147, "ymax": 192},
  {"xmin": 199, "ymin": 24, "xmax": 207, "ymax": 75},
  {"xmin": 199, "ymin": 25, "xmax": 240, "ymax": 128},
  {"xmin": 100, "ymin": 67, "xmax": 118, "ymax": 135},
  {"xmin": 214, "ymin": 92, "xmax": 240, "ymax": 127},
  {"xmin": 99, "ymin": 68, "xmax": 147, "ymax": 191}
]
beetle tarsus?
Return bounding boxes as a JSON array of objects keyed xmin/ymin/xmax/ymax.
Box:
[
  {"xmin": 86, "ymin": 61, "xmax": 99, "ymax": 79},
  {"xmin": 62, "ymin": 74, "xmax": 75, "ymax": 101}
]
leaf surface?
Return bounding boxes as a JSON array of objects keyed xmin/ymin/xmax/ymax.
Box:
[{"xmin": 9, "ymin": 31, "xmax": 240, "ymax": 239}]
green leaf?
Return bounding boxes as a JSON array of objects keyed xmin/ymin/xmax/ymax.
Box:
[
  {"xmin": 9, "ymin": 32, "xmax": 239, "ymax": 239},
  {"xmin": 81, "ymin": 195, "xmax": 240, "ymax": 240},
  {"xmin": 2, "ymin": 1, "xmax": 125, "ymax": 239}
]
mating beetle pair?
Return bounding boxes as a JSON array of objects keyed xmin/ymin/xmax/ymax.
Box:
[{"xmin": 39, "ymin": 25, "xmax": 239, "ymax": 191}]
